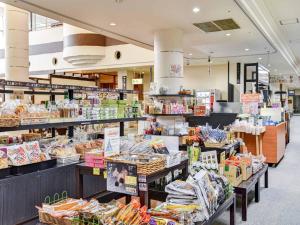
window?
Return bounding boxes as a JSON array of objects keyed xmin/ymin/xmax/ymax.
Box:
[{"xmin": 29, "ymin": 13, "xmax": 62, "ymax": 31}]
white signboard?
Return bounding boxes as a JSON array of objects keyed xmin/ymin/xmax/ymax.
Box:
[
  {"xmin": 132, "ymin": 78, "xmax": 143, "ymax": 85},
  {"xmin": 104, "ymin": 127, "xmax": 120, "ymax": 157}
]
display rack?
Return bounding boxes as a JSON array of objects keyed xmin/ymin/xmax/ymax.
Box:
[
  {"xmin": 75, "ymin": 159, "xmax": 189, "ymax": 207},
  {"xmin": 148, "ymin": 113, "xmax": 193, "ymax": 117},
  {"xmin": 0, "ymin": 117, "xmax": 146, "ymax": 132},
  {"xmin": 149, "ymin": 94, "xmax": 195, "ymax": 97},
  {"xmin": 0, "ymin": 79, "xmax": 141, "ymax": 137}
]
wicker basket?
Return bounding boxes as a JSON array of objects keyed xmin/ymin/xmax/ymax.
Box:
[
  {"xmin": 106, "ymin": 154, "xmax": 166, "ymax": 175},
  {"xmin": 0, "ymin": 117, "xmax": 20, "ymax": 127},
  {"xmin": 204, "ymin": 141, "xmax": 226, "ymax": 148},
  {"xmin": 39, "ymin": 210, "xmax": 78, "ymax": 225}
]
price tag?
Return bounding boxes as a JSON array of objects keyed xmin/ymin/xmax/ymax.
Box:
[
  {"xmin": 138, "ymin": 175, "xmax": 147, "ymax": 182},
  {"xmin": 125, "ymin": 176, "xmax": 137, "ymax": 186},
  {"xmin": 139, "ymin": 183, "xmax": 148, "ymax": 191},
  {"xmin": 103, "ymin": 170, "xmax": 107, "ymax": 178},
  {"xmin": 93, "ymin": 168, "xmax": 100, "ymax": 176}
]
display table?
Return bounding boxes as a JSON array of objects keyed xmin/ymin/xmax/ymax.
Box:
[
  {"xmin": 76, "ymin": 159, "xmax": 189, "ymax": 207},
  {"xmin": 197, "ymin": 194, "xmax": 236, "ymax": 225},
  {"xmin": 234, "ymin": 164, "xmax": 268, "ymax": 221},
  {"xmin": 262, "ymin": 122, "xmax": 286, "ymax": 164}
]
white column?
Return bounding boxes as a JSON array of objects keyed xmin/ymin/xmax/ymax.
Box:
[
  {"xmin": 4, "ymin": 4, "xmax": 29, "ymax": 81},
  {"xmin": 117, "ymin": 69, "xmax": 127, "ymax": 89},
  {"xmin": 154, "ymin": 28, "xmax": 184, "ymax": 94}
]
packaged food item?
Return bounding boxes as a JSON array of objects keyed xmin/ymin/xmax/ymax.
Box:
[
  {"xmin": 7, "ymin": 144, "xmax": 30, "ymax": 166},
  {"xmin": 0, "ymin": 147, "xmax": 8, "ymax": 169},
  {"xmin": 24, "ymin": 141, "xmax": 42, "ymax": 163}
]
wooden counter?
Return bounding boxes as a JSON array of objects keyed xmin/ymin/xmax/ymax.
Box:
[
  {"xmin": 262, "ymin": 122, "xmax": 286, "ymax": 164},
  {"xmin": 241, "ymin": 122, "xmax": 286, "ymax": 163}
]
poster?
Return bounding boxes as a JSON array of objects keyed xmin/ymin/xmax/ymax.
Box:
[
  {"xmin": 169, "ymin": 64, "xmax": 183, "ymax": 78},
  {"xmin": 107, "ymin": 162, "xmax": 138, "ymax": 196},
  {"xmin": 104, "ymin": 127, "xmax": 120, "ymax": 157}
]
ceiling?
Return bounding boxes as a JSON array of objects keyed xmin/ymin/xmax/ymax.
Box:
[{"xmin": 1, "ymin": 0, "xmax": 299, "ymax": 76}]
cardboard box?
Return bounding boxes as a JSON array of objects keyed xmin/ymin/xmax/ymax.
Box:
[
  {"xmin": 240, "ymin": 161, "xmax": 253, "ymax": 180},
  {"xmin": 220, "ymin": 164, "xmax": 243, "ymax": 187}
]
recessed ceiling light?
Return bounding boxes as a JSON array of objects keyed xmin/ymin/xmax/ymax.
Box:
[
  {"xmin": 245, "ymin": 48, "xmax": 250, "ymax": 51},
  {"xmin": 258, "ymin": 57, "xmax": 262, "ymax": 60},
  {"xmin": 109, "ymin": 22, "xmax": 117, "ymax": 26},
  {"xmin": 189, "ymin": 53, "xmax": 193, "ymax": 56},
  {"xmin": 225, "ymin": 33, "xmax": 231, "ymax": 36},
  {"xmin": 193, "ymin": 7, "xmax": 200, "ymax": 13}
]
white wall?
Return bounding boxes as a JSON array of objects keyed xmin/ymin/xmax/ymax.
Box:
[{"xmin": 183, "ymin": 64, "xmax": 229, "ymax": 100}]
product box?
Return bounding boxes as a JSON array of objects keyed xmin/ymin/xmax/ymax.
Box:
[
  {"xmin": 220, "ymin": 164, "xmax": 243, "ymax": 187},
  {"xmin": 240, "ymin": 161, "xmax": 253, "ymax": 181},
  {"xmin": 84, "ymin": 152, "xmax": 105, "ymax": 168}
]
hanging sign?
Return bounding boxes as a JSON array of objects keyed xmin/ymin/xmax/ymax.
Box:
[
  {"xmin": 107, "ymin": 161, "xmax": 138, "ymax": 195},
  {"xmin": 104, "ymin": 127, "xmax": 120, "ymax": 157}
]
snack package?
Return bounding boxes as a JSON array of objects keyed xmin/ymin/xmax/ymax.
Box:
[
  {"xmin": 24, "ymin": 141, "xmax": 42, "ymax": 163},
  {"xmin": 7, "ymin": 144, "xmax": 30, "ymax": 166},
  {"xmin": 0, "ymin": 147, "xmax": 8, "ymax": 169}
]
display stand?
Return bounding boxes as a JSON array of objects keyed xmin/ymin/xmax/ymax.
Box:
[
  {"xmin": 75, "ymin": 159, "xmax": 189, "ymax": 207},
  {"xmin": 196, "ymin": 194, "xmax": 236, "ymax": 225},
  {"xmin": 237, "ymin": 131, "xmax": 264, "ymax": 155},
  {"xmin": 234, "ymin": 164, "xmax": 268, "ymax": 221}
]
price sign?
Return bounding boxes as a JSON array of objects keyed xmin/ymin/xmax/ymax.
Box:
[
  {"xmin": 107, "ymin": 162, "xmax": 138, "ymax": 196},
  {"xmin": 93, "ymin": 168, "xmax": 100, "ymax": 176}
]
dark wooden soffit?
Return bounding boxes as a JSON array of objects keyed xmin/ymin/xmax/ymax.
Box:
[{"xmin": 64, "ymin": 33, "xmax": 126, "ymax": 47}]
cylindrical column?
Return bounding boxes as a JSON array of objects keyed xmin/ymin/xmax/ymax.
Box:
[
  {"xmin": 4, "ymin": 4, "xmax": 29, "ymax": 81},
  {"xmin": 63, "ymin": 23, "xmax": 105, "ymax": 66},
  {"xmin": 154, "ymin": 28, "xmax": 184, "ymax": 94}
]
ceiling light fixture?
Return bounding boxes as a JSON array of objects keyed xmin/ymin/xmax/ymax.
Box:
[
  {"xmin": 193, "ymin": 7, "xmax": 200, "ymax": 13},
  {"xmin": 225, "ymin": 33, "xmax": 231, "ymax": 36},
  {"xmin": 258, "ymin": 57, "xmax": 262, "ymax": 60},
  {"xmin": 245, "ymin": 48, "xmax": 249, "ymax": 51},
  {"xmin": 109, "ymin": 22, "xmax": 117, "ymax": 26},
  {"xmin": 189, "ymin": 53, "xmax": 193, "ymax": 56}
]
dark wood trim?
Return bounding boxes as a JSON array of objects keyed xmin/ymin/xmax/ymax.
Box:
[{"xmin": 64, "ymin": 33, "xmax": 106, "ymax": 47}]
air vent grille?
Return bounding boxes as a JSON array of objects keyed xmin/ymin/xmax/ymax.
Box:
[
  {"xmin": 213, "ymin": 19, "xmax": 240, "ymax": 30},
  {"xmin": 193, "ymin": 22, "xmax": 221, "ymax": 32},
  {"xmin": 193, "ymin": 18, "xmax": 240, "ymax": 33}
]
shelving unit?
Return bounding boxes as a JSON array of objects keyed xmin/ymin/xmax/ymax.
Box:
[
  {"xmin": 148, "ymin": 113, "xmax": 193, "ymax": 117},
  {"xmin": 0, "ymin": 79, "xmax": 140, "ymax": 137},
  {"xmin": 149, "ymin": 94, "xmax": 194, "ymax": 97},
  {"xmin": 0, "ymin": 117, "xmax": 147, "ymax": 132}
]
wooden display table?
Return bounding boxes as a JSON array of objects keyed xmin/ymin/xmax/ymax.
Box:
[
  {"xmin": 76, "ymin": 160, "xmax": 189, "ymax": 207},
  {"xmin": 262, "ymin": 122, "xmax": 286, "ymax": 164},
  {"xmin": 234, "ymin": 164, "xmax": 268, "ymax": 221}
]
